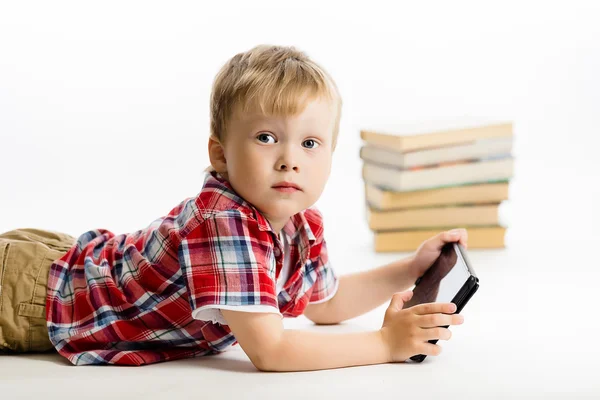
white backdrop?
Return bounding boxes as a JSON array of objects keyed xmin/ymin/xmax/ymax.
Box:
[
  {"xmin": 1, "ymin": 1, "xmax": 600, "ymax": 398},
  {"xmin": 2, "ymin": 0, "xmax": 599, "ymax": 244}
]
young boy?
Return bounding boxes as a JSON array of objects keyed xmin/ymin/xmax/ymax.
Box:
[{"xmin": 0, "ymin": 45, "xmax": 467, "ymax": 370}]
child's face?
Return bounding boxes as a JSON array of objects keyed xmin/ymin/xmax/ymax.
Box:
[{"xmin": 221, "ymin": 96, "xmax": 335, "ymax": 231}]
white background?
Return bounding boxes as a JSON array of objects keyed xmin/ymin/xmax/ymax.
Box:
[{"xmin": 1, "ymin": 1, "xmax": 600, "ymax": 399}]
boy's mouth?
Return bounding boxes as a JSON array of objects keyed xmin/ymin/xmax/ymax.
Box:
[{"xmin": 272, "ymin": 181, "xmax": 302, "ymax": 192}]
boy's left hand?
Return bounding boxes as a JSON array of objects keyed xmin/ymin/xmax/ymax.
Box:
[{"xmin": 407, "ymin": 228, "xmax": 468, "ymax": 281}]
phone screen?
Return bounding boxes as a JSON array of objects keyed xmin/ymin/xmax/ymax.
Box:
[{"xmin": 403, "ymin": 243, "xmax": 471, "ymax": 308}]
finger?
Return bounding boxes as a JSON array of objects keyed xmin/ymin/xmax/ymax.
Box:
[
  {"xmin": 445, "ymin": 228, "xmax": 465, "ymax": 242},
  {"xmin": 416, "ymin": 342, "xmax": 443, "ymax": 357},
  {"xmin": 457, "ymin": 228, "xmax": 468, "ymax": 248},
  {"xmin": 413, "ymin": 302, "xmax": 456, "ymax": 315},
  {"xmin": 433, "ymin": 229, "xmax": 462, "ymax": 251},
  {"xmin": 418, "ymin": 313, "xmax": 464, "ymax": 328},
  {"xmin": 420, "ymin": 327, "xmax": 452, "ymax": 341},
  {"xmin": 431, "ymin": 231, "xmax": 452, "ymax": 251},
  {"xmin": 390, "ymin": 291, "xmax": 413, "ymax": 311}
]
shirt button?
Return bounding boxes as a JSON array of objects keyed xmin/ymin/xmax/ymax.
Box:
[{"xmin": 274, "ymin": 248, "xmax": 281, "ymax": 257}]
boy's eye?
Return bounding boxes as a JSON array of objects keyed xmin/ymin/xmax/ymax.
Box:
[
  {"xmin": 303, "ymin": 139, "xmax": 320, "ymax": 149},
  {"xmin": 257, "ymin": 133, "xmax": 276, "ymax": 144}
]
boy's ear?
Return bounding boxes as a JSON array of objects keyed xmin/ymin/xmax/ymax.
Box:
[{"xmin": 208, "ymin": 136, "xmax": 228, "ymax": 174}]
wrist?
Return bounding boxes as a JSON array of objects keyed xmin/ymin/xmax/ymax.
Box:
[
  {"xmin": 378, "ymin": 328, "xmax": 393, "ymax": 363},
  {"xmin": 382, "ymin": 256, "xmax": 419, "ymax": 294},
  {"xmin": 405, "ymin": 254, "xmax": 419, "ymax": 282}
]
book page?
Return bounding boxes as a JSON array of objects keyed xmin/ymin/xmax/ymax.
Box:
[{"xmin": 362, "ymin": 118, "xmax": 512, "ymax": 136}]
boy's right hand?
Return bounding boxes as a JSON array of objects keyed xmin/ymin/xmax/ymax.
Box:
[{"xmin": 379, "ymin": 290, "xmax": 464, "ymax": 363}]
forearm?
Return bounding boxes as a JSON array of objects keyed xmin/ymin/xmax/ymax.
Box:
[
  {"xmin": 315, "ymin": 256, "xmax": 417, "ymax": 324},
  {"xmin": 261, "ymin": 329, "xmax": 389, "ymax": 372}
]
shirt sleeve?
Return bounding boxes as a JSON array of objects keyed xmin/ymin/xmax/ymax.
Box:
[
  {"xmin": 177, "ymin": 209, "xmax": 281, "ymax": 324},
  {"xmin": 308, "ymin": 238, "xmax": 339, "ymax": 304}
]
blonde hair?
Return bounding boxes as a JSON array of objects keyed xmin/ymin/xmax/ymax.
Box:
[{"xmin": 210, "ymin": 44, "xmax": 342, "ymax": 150}]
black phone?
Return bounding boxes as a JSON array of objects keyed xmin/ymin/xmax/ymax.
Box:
[{"xmin": 402, "ymin": 242, "xmax": 479, "ymax": 362}]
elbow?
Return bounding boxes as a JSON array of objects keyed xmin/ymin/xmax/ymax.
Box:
[
  {"xmin": 305, "ymin": 310, "xmax": 344, "ymax": 325},
  {"xmin": 306, "ymin": 314, "xmax": 343, "ymax": 325},
  {"xmin": 247, "ymin": 341, "xmax": 284, "ymax": 372},
  {"xmin": 254, "ymin": 359, "xmax": 275, "ymax": 372},
  {"xmin": 303, "ymin": 300, "xmax": 343, "ymax": 325},
  {"xmin": 252, "ymin": 353, "xmax": 271, "ymax": 372},
  {"xmin": 251, "ymin": 351, "xmax": 280, "ymax": 372},
  {"xmin": 312, "ymin": 319, "xmax": 342, "ymax": 326}
]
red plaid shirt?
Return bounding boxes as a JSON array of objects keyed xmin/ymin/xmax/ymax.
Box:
[{"xmin": 46, "ymin": 171, "xmax": 338, "ymax": 366}]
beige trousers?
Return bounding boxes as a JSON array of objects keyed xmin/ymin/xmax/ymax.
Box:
[{"xmin": 0, "ymin": 228, "xmax": 76, "ymax": 353}]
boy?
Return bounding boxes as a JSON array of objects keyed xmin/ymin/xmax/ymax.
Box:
[{"xmin": 0, "ymin": 45, "xmax": 467, "ymax": 370}]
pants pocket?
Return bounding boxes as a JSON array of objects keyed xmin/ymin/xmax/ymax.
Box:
[
  {"xmin": 0, "ymin": 233, "xmax": 61, "ymax": 352},
  {"xmin": 18, "ymin": 303, "xmax": 45, "ymax": 319}
]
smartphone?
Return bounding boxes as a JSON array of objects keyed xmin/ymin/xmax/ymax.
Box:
[{"xmin": 402, "ymin": 242, "xmax": 479, "ymax": 362}]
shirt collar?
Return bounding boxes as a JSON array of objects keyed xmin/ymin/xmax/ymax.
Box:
[{"xmin": 205, "ymin": 171, "xmax": 317, "ymax": 245}]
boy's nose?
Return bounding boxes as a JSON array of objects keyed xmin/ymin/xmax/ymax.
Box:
[
  {"xmin": 276, "ymin": 162, "xmax": 298, "ymax": 172},
  {"xmin": 275, "ymin": 148, "xmax": 299, "ymax": 172}
]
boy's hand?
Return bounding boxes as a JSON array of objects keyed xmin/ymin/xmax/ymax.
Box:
[
  {"xmin": 379, "ymin": 291, "xmax": 464, "ymax": 362},
  {"xmin": 407, "ymin": 228, "xmax": 468, "ymax": 281}
]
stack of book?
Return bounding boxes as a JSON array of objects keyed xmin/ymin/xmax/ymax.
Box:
[{"xmin": 360, "ymin": 122, "xmax": 514, "ymax": 252}]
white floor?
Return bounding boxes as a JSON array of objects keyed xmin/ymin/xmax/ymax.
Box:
[{"xmin": 2, "ymin": 233, "xmax": 600, "ymax": 399}]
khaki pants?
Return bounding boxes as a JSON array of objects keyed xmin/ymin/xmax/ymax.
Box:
[{"xmin": 0, "ymin": 228, "xmax": 76, "ymax": 353}]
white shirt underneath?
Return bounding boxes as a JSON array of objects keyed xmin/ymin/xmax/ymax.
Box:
[{"xmin": 192, "ymin": 230, "xmax": 292, "ymax": 325}]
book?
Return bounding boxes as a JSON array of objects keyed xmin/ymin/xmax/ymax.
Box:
[
  {"xmin": 360, "ymin": 136, "xmax": 513, "ymax": 169},
  {"xmin": 374, "ymin": 226, "xmax": 506, "ymax": 252},
  {"xmin": 362, "ymin": 157, "xmax": 514, "ymax": 192},
  {"xmin": 367, "ymin": 203, "xmax": 503, "ymax": 231},
  {"xmin": 360, "ymin": 122, "xmax": 513, "ymax": 153},
  {"xmin": 365, "ymin": 182, "xmax": 509, "ymax": 210}
]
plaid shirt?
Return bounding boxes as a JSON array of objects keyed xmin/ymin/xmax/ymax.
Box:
[{"xmin": 46, "ymin": 171, "xmax": 338, "ymax": 366}]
